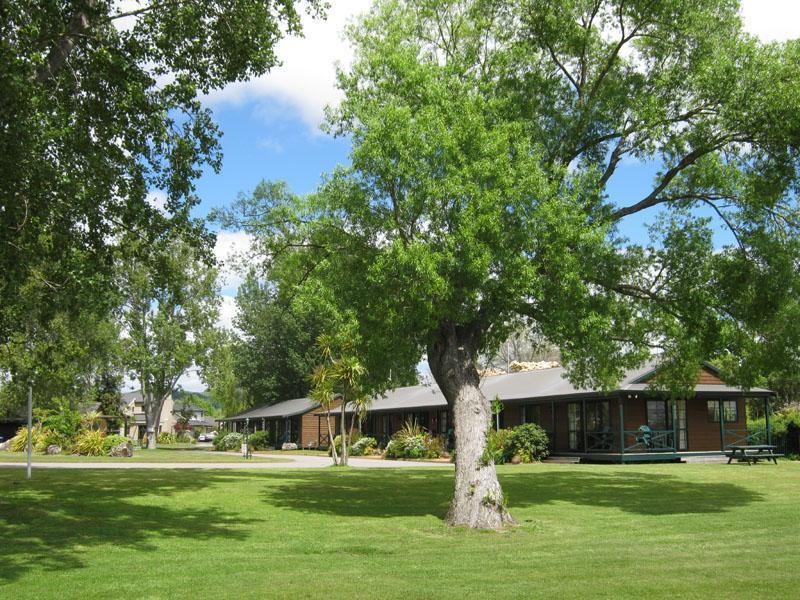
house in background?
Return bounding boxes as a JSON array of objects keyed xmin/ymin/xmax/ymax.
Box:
[
  {"xmin": 116, "ymin": 391, "xmax": 176, "ymax": 442},
  {"xmin": 172, "ymin": 400, "xmax": 216, "ymax": 434},
  {"xmin": 220, "ymin": 363, "xmax": 774, "ymax": 461}
]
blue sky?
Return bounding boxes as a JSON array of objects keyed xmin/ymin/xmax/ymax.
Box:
[{"xmin": 173, "ymin": 1, "xmax": 800, "ymax": 390}]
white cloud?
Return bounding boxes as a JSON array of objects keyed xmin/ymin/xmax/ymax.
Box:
[
  {"xmin": 741, "ymin": 1, "xmax": 800, "ymax": 41},
  {"xmin": 214, "ymin": 230, "xmax": 254, "ymax": 291},
  {"xmin": 177, "ymin": 366, "xmax": 207, "ymax": 393},
  {"xmin": 217, "ymin": 295, "xmax": 239, "ymax": 331},
  {"xmin": 203, "ymin": 1, "xmax": 374, "ymax": 132},
  {"xmin": 146, "ymin": 190, "xmax": 167, "ymax": 213}
]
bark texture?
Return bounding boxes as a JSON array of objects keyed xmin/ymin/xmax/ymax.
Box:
[{"xmin": 428, "ymin": 322, "xmax": 515, "ymax": 529}]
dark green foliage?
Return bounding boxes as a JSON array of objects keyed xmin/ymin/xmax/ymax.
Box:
[
  {"xmin": 39, "ymin": 405, "xmax": 82, "ymax": 438},
  {"xmin": 231, "ymin": 270, "xmax": 348, "ymax": 408},
  {"xmin": 247, "ymin": 430, "xmax": 271, "ymax": 451},
  {"xmin": 505, "ymin": 424, "xmax": 550, "ymax": 463},
  {"xmin": 0, "ymin": 0, "xmax": 323, "ymax": 344}
]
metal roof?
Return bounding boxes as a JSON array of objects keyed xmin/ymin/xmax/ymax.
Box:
[
  {"xmin": 354, "ymin": 364, "xmax": 772, "ymax": 413},
  {"xmin": 222, "ymin": 364, "xmax": 771, "ymax": 420},
  {"xmin": 219, "ymin": 397, "xmax": 319, "ymax": 421}
]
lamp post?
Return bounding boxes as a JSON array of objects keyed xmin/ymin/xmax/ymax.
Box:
[{"xmin": 26, "ymin": 381, "xmax": 32, "ymax": 480}]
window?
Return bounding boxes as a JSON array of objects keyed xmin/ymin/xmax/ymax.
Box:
[
  {"xmin": 646, "ymin": 400, "xmax": 670, "ymax": 430},
  {"xmin": 707, "ymin": 400, "xmax": 738, "ymax": 423},
  {"xmin": 568, "ymin": 403, "xmax": 582, "ymax": 451},
  {"xmin": 523, "ymin": 404, "xmax": 542, "ymax": 425},
  {"xmin": 586, "ymin": 401, "xmax": 610, "ymax": 432}
]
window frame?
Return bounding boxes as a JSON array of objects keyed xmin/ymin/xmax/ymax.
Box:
[{"xmin": 707, "ymin": 400, "xmax": 738, "ymax": 423}]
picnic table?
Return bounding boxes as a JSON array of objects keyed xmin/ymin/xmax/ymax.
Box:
[{"xmin": 725, "ymin": 445, "xmax": 782, "ymax": 465}]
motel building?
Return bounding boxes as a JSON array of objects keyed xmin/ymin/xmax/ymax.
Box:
[{"xmin": 219, "ymin": 363, "xmax": 774, "ymax": 463}]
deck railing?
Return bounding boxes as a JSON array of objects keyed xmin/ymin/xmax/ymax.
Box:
[
  {"xmin": 723, "ymin": 427, "xmax": 768, "ymax": 448},
  {"xmin": 623, "ymin": 429, "xmax": 676, "ymax": 453}
]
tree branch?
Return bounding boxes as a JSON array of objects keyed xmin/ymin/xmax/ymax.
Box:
[
  {"xmin": 609, "ymin": 136, "xmax": 745, "ymax": 221},
  {"xmin": 36, "ymin": 1, "xmax": 99, "ymax": 84}
]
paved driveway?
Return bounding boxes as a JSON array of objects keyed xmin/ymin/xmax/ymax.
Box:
[{"xmin": 0, "ymin": 453, "xmax": 452, "ymax": 470}]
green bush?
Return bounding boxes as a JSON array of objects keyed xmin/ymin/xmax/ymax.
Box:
[
  {"xmin": 248, "ymin": 430, "xmax": 271, "ymax": 451},
  {"xmin": 157, "ymin": 432, "xmax": 177, "ymax": 445},
  {"xmin": 328, "ymin": 431, "xmax": 363, "ymax": 456},
  {"xmin": 485, "ymin": 427, "xmax": 512, "ymax": 464},
  {"xmin": 749, "ymin": 408, "xmax": 800, "ymax": 455},
  {"xmin": 351, "ymin": 436, "xmax": 377, "ymax": 456},
  {"xmin": 175, "ymin": 431, "xmax": 192, "ymax": 443},
  {"xmin": 383, "ymin": 420, "xmax": 442, "ymax": 459},
  {"xmin": 505, "ymin": 423, "xmax": 550, "ymax": 463},
  {"xmin": 73, "ymin": 430, "xmax": 106, "ymax": 456},
  {"xmin": 426, "ymin": 436, "xmax": 446, "ymax": 459},
  {"xmin": 35, "ymin": 428, "xmax": 72, "ymax": 453},
  {"xmin": 10, "ymin": 425, "xmax": 44, "ymax": 452},
  {"xmin": 213, "ymin": 432, "xmax": 243, "ymax": 451},
  {"xmin": 102, "ymin": 434, "xmax": 131, "ymax": 454},
  {"xmin": 40, "ymin": 405, "xmax": 82, "ymax": 438}
]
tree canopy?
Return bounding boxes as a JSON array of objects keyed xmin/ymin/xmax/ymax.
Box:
[
  {"xmin": 228, "ymin": 0, "xmax": 800, "ymax": 528},
  {"xmin": 0, "ymin": 0, "xmax": 324, "ymax": 343}
]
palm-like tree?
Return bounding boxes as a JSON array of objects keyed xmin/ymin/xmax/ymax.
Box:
[
  {"xmin": 309, "ymin": 363, "xmax": 339, "ymax": 465},
  {"xmin": 310, "ymin": 335, "xmax": 368, "ymax": 466}
]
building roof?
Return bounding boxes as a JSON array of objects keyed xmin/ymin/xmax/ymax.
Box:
[
  {"xmin": 221, "ymin": 363, "xmax": 772, "ymax": 421},
  {"xmin": 219, "ymin": 397, "xmax": 319, "ymax": 421},
  {"xmin": 349, "ymin": 363, "xmax": 772, "ymax": 414}
]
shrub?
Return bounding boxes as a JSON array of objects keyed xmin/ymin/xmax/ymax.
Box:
[
  {"xmin": 329, "ymin": 431, "xmax": 362, "ymax": 456},
  {"xmin": 351, "ymin": 436, "xmax": 377, "ymax": 456},
  {"xmin": 35, "ymin": 428, "xmax": 72, "ymax": 453},
  {"xmin": 486, "ymin": 427, "xmax": 513, "ymax": 464},
  {"xmin": 102, "ymin": 434, "xmax": 131, "ymax": 454},
  {"xmin": 214, "ymin": 432, "xmax": 243, "ymax": 451},
  {"xmin": 248, "ymin": 430, "xmax": 271, "ymax": 451},
  {"xmin": 175, "ymin": 431, "xmax": 192, "ymax": 443},
  {"xmin": 10, "ymin": 425, "xmax": 44, "ymax": 452},
  {"xmin": 404, "ymin": 434, "xmax": 427, "ymax": 458},
  {"xmin": 383, "ymin": 420, "xmax": 441, "ymax": 459},
  {"xmin": 40, "ymin": 406, "xmax": 82, "ymax": 438},
  {"xmin": 157, "ymin": 432, "xmax": 177, "ymax": 445},
  {"xmin": 73, "ymin": 430, "xmax": 106, "ymax": 456},
  {"xmin": 505, "ymin": 423, "xmax": 550, "ymax": 463},
  {"xmin": 426, "ymin": 436, "xmax": 446, "ymax": 459}
]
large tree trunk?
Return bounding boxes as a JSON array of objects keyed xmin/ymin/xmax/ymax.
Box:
[
  {"xmin": 143, "ymin": 390, "xmax": 166, "ymax": 450},
  {"xmin": 428, "ymin": 323, "xmax": 515, "ymax": 529}
]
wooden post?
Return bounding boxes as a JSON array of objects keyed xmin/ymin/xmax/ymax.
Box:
[
  {"xmin": 551, "ymin": 400, "xmax": 556, "ymax": 453},
  {"xmin": 581, "ymin": 399, "xmax": 588, "ymax": 453},
  {"xmin": 671, "ymin": 401, "xmax": 678, "ymax": 452},
  {"xmin": 718, "ymin": 399, "xmax": 725, "ymax": 450},
  {"xmin": 619, "ymin": 397, "xmax": 625, "ymax": 462},
  {"xmin": 765, "ymin": 396, "xmax": 772, "ymax": 446}
]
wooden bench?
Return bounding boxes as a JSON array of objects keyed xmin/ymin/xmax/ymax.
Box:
[{"xmin": 725, "ymin": 445, "xmax": 782, "ymax": 465}]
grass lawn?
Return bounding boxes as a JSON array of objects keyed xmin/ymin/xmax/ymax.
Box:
[
  {"xmin": 0, "ymin": 448, "xmax": 285, "ymax": 463},
  {"xmin": 1, "ymin": 462, "xmax": 799, "ymax": 599}
]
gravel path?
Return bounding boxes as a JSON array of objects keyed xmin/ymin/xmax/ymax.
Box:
[{"xmin": 0, "ymin": 453, "xmax": 452, "ymax": 470}]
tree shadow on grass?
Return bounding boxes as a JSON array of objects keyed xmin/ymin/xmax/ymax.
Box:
[
  {"xmin": 255, "ymin": 468, "xmax": 764, "ymax": 520},
  {"xmin": 0, "ymin": 469, "xmax": 258, "ymax": 584}
]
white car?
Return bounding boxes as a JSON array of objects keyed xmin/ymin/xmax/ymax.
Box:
[{"xmin": 197, "ymin": 431, "xmax": 219, "ymax": 442}]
